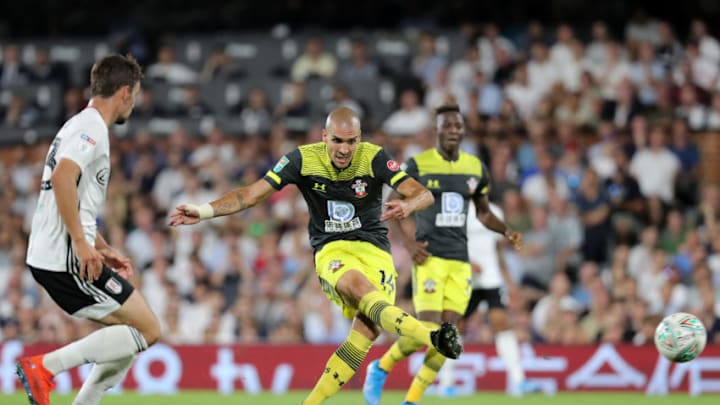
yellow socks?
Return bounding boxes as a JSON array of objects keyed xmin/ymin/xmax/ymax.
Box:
[
  {"xmin": 303, "ymin": 329, "xmax": 372, "ymax": 405},
  {"xmin": 405, "ymin": 348, "xmax": 446, "ymax": 403},
  {"xmin": 378, "ymin": 321, "xmax": 438, "ymax": 372},
  {"xmin": 358, "ymin": 291, "xmax": 433, "ymax": 347}
]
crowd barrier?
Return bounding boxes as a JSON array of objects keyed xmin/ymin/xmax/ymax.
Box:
[{"xmin": 2, "ymin": 341, "xmax": 720, "ymax": 396}]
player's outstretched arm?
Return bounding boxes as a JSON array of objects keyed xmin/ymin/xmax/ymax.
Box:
[
  {"xmin": 474, "ymin": 194, "xmax": 522, "ymax": 250},
  {"xmin": 169, "ymin": 178, "xmax": 276, "ymax": 226},
  {"xmin": 381, "ymin": 177, "xmax": 433, "ymax": 221}
]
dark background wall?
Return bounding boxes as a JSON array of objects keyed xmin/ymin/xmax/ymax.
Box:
[{"xmin": 1, "ymin": 0, "xmax": 719, "ymax": 38}]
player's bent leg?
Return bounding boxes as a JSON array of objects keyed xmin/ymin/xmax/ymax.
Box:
[
  {"xmin": 98, "ymin": 289, "xmax": 161, "ymax": 346},
  {"xmin": 16, "ymin": 282, "xmax": 159, "ymax": 405},
  {"xmin": 304, "ymin": 315, "xmax": 376, "ymax": 405},
  {"xmin": 40, "ymin": 290, "xmax": 158, "ymax": 375},
  {"xmin": 73, "ymin": 355, "xmax": 135, "ymax": 405},
  {"xmin": 337, "ymin": 269, "xmax": 460, "ymax": 358}
]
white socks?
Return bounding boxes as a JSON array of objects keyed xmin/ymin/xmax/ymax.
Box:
[
  {"xmin": 72, "ymin": 355, "xmax": 136, "ymax": 405},
  {"xmin": 495, "ymin": 329, "xmax": 525, "ymax": 385},
  {"xmin": 42, "ymin": 325, "xmax": 148, "ymax": 376}
]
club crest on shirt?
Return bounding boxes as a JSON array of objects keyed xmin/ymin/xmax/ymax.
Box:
[
  {"xmin": 423, "ymin": 279, "xmax": 436, "ymax": 293},
  {"xmin": 387, "ymin": 160, "xmax": 400, "ymax": 172},
  {"xmin": 105, "ymin": 277, "xmax": 122, "ymax": 295},
  {"xmin": 467, "ymin": 177, "xmax": 479, "ymax": 194},
  {"xmin": 351, "ymin": 179, "xmax": 368, "ymax": 198},
  {"xmin": 96, "ymin": 168, "xmax": 110, "ymax": 186}
]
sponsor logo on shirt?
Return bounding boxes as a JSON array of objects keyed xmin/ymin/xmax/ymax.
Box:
[
  {"xmin": 80, "ymin": 134, "xmax": 96, "ymax": 145},
  {"xmin": 273, "ymin": 156, "xmax": 289, "ymax": 173},
  {"xmin": 313, "ymin": 182, "xmax": 326, "ymax": 193}
]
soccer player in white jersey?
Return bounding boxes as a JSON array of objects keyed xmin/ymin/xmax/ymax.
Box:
[
  {"xmin": 17, "ymin": 54, "xmax": 160, "ymax": 405},
  {"xmin": 437, "ymin": 201, "xmax": 540, "ymax": 397}
]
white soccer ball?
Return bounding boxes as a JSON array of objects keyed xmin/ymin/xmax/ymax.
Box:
[{"xmin": 654, "ymin": 312, "xmax": 707, "ymax": 363}]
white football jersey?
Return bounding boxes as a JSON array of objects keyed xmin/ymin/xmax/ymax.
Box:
[
  {"xmin": 27, "ymin": 107, "xmax": 110, "ymax": 271},
  {"xmin": 467, "ymin": 202, "xmax": 504, "ymax": 289}
]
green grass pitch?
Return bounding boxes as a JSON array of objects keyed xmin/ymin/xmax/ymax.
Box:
[{"xmin": 4, "ymin": 391, "xmax": 720, "ymax": 405}]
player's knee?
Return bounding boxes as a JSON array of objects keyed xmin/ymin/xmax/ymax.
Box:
[
  {"xmin": 488, "ymin": 309, "xmax": 509, "ymax": 332},
  {"xmin": 337, "ymin": 269, "xmax": 375, "ymax": 303}
]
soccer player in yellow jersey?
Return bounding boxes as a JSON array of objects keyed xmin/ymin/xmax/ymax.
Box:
[
  {"xmin": 362, "ymin": 99, "xmax": 523, "ymax": 405},
  {"xmin": 169, "ymin": 107, "xmax": 463, "ymax": 404}
]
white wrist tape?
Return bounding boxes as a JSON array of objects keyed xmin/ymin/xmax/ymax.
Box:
[{"xmin": 186, "ymin": 203, "xmax": 214, "ymax": 220}]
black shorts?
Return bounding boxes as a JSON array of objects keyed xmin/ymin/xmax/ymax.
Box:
[
  {"xmin": 29, "ymin": 264, "xmax": 134, "ymax": 319},
  {"xmin": 463, "ymin": 287, "xmax": 505, "ymax": 318}
]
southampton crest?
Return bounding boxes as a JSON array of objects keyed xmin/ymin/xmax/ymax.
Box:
[{"xmin": 351, "ymin": 179, "xmax": 368, "ymax": 198}]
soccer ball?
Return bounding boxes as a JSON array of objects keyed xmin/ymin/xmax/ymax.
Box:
[{"xmin": 654, "ymin": 312, "xmax": 707, "ymax": 363}]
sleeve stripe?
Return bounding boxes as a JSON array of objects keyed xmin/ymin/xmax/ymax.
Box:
[
  {"xmin": 390, "ymin": 172, "xmax": 407, "ymax": 186},
  {"xmin": 265, "ymin": 170, "xmax": 282, "ymax": 184},
  {"xmin": 480, "ymin": 186, "xmax": 489, "ymax": 194}
]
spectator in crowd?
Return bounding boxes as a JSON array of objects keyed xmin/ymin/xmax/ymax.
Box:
[
  {"xmin": 522, "ymin": 147, "xmax": 570, "ymax": 207},
  {"xmin": 234, "ymin": 87, "xmax": 274, "ymax": 137},
  {"xmin": 586, "ymin": 21, "xmax": 611, "ymax": 68},
  {"xmin": 448, "ymin": 44, "xmax": 482, "ymax": 100},
  {"xmin": 655, "ymin": 21, "xmax": 684, "ymax": 69},
  {"xmin": 1, "ymin": 94, "xmax": 39, "ymax": 128},
  {"xmin": 526, "ymin": 42, "xmax": 557, "ymax": 97},
  {"xmin": 274, "ymin": 81, "xmax": 313, "ymax": 138},
  {"xmin": 382, "ymin": 88, "xmax": 431, "ymax": 137},
  {"xmin": 630, "ymin": 125, "xmax": 680, "ymax": 222},
  {"xmin": 146, "ymin": 43, "xmax": 198, "ymax": 84},
  {"xmin": 170, "ymin": 85, "xmax": 213, "ymax": 120},
  {"xmin": 338, "ymin": 38, "xmax": 379, "ymax": 83},
  {"xmin": 478, "ymin": 23, "xmax": 515, "ymax": 77},
  {"xmin": 199, "ymin": 43, "xmax": 245, "ymax": 82},
  {"xmin": 0, "ymin": 43, "xmax": 29, "ymax": 87},
  {"xmin": 669, "ymin": 118, "xmax": 700, "ymax": 206},
  {"xmin": 134, "ymin": 87, "xmax": 168, "ymax": 119},
  {"xmin": 25, "ymin": 46, "xmax": 70, "ymax": 90},
  {"xmin": 576, "ymin": 169, "xmax": 611, "ymax": 263},
  {"xmin": 690, "ymin": 19, "xmax": 720, "ymax": 63},
  {"xmin": 412, "ymin": 32, "xmax": 447, "ymax": 88},
  {"xmin": 290, "ymin": 36, "xmax": 337, "ymax": 82}
]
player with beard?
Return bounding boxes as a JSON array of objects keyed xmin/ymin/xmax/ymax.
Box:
[
  {"xmin": 170, "ymin": 107, "xmax": 463, "ymax": 404},
  {"xmin": 17, "ymin": 54, "xmax": 160, "ymax": 405}
]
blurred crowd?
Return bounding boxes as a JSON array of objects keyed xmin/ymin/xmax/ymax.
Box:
[{"xmin": 1, "ymin": 16, "xmax": 720, "ymax": 347}]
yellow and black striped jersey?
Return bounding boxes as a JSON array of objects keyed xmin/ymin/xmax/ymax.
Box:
[
  {"xmin": 403, "ymin": 148, "xmax": 490, "ymax": 262},
  {"xmin": 263, "ymin": 141, "xmax": 409, "ymax": 252}
]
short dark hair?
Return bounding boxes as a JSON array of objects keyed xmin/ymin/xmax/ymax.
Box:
[
  {"xmin": 434, "ymin": 96, "xmax": 460, "ymax": 116},
  {"xmin": 90, "ymin": 54, "xmax": 143, "ymax": 98}
]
